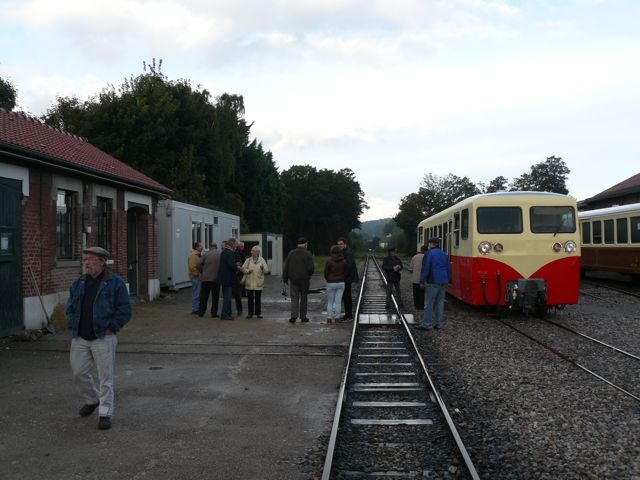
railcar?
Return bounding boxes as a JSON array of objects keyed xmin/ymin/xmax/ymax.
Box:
[
  {"xmin": 578, "ymin": 203, "xmax": 640, "ymax": 280},
  {"xmin": 416, "ymin": 192, "xmax": 580, "ymax": 313}
]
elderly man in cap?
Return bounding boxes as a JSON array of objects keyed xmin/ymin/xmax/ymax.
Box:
[
  {"xmin": 382, "ymin": 246, "xmax": 404, "ymax": 309},
  {"xmin": 282, "ymin": 237, "xmax": 315, "ymax": 323},
  {"xmin": 66, "ymin": 246, "xmax": 131, "ymax": 430}
]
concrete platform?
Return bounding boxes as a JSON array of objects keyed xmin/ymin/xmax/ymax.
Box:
[{"xmin": 0, "ymin": 275, "xmax": 352, "ymax": 480}]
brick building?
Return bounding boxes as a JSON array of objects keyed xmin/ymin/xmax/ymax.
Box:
[{"xmin": 0, "ymin": 108, "xmax": 171, "ymax": 336}]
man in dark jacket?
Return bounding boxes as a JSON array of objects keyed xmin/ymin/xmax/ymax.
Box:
[
  {"xmin": 66, "ymin": 246, "xmax": 131, "ymax": 430},
  {"xmin": 283, "ymin": 237, "xmax": 315, "ymax": 323},
  {"xmin": 218, "ymin": 238, "xmax": 238, "ymax": 319},
  {"xmin": 382, "ymin": 246, "xmax": 403, "ymax": 309},
  {"xmin": 337, "ymin": 237, "xmax": 359, "ymax": 321}
]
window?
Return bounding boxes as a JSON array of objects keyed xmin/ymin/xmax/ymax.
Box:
[
  {"xmin": 96, "ymin": 197, "xmax": 112, "ymax": 251},
  {"xmin": 461, "ymin": 209, "xmax": 469, "ymax": 240},
  {"xmin": 477, "ymin": 207, "xmax": 522, "ymax": 234},
  {"xmin": 592, "ymin": 221, "xmax": 602, "ymax": 244},
  {"xmin": 581, "ymin": 222, "xmax": 591, "ymax": 244},
  {"xmin": 604, "ymin": 219, "xmax": 614, "ymax": 244},
  {"xmin": 631, "ymin": 217, "xmax": 640, "ymax": 243},
  {"xmin": 191, "ymin": 222, "xmax": 202, "ymax": 246},
  {"xmin": 617, "ymin": 218, "xmax": 628, "ymax": 243},
  {"xmin": 204, "ymin": 223, "xmax": 214, "ymax": 247},
  {"xmin": 453, "ymin": 212, "xmax": 460, "ymax": 248},
  {"xmin": 57, "ymin": 190, "xmax": 75, "ymax": 259},
  {"xmin": 530, "ymin": 206, "xmax": 576, "ymax": 233},
  {"xmin": 418, "ymin": 226, "xmax": 423, "ymax": 246}
]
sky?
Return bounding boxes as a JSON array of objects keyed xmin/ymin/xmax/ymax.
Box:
[{"xmin": 2, "ymin": 0, "xmax": 639, "ymax": 221}]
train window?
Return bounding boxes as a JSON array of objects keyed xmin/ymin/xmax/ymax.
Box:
[
  {"xmin": 418, "ymin": 226, "xmax": 423, "ymax": 246},
  {"xmin": 604, "ymin": 219, "xmax": 614, "ymax": 244},
  {"xmin": 631, "ymin": 217, "xmax": 640, "ymax": 243},
  {"xmin": 453, "ymin": 212, "xmax": 460, "ymax": 248},
  {"xmin": 617, "ymin": 218, "xmax": 628, "ymax": 243},
  {"xmin": 592, "ymin": 221, "xmax": 602, "ymax": 244},
  {"xmin": 443, "ymin": 222, "xmax": 449, "ymax": 253},
  {"xmin": 461, "ymin": 209, "xmax": 469, "ymax": 240},
  {"xmin": 530, "ymin": 206, "xmax": 576, "ymax": 233},
  {"xmin": 477, "ymin": 207, "xmax": 522, "ymax": 234},
  {"xmin": 581, "ymin": 222, "xmax": 591, "ymax": 244}
]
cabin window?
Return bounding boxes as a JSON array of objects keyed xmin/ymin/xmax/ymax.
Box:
[
  {"xmin": 604, "ymin": 219, "xmax": 615, "ymax": 244},
  {"xmin": 461, "ymin": 209, "xmax": 469, "ymax": 240},
  {"xmin": 592, "ymin": 221, "xmax": 602, "ymax": 244},
  {"xmin": 581, "ymin": 222, "xmax": 591, "ymax": 244},
  {"xmin": 530, "ymin": 206, "xmax": 576, "ymax": 233},
  {"xmin": 96, "ymin": 197, "xmax": 112, "ymax": 252},
  {"xmin": 617, "ymin": 218, "xmax": 628, "ymax": 243},
  {"xmin": 56, "ymin": 189, "xmax": 76, "ymax": 259},
  {"xmin": 477, "ymin": 207, "xmax": 522, "ymax": 234},
  {"xmin": 631, "ymin": 217, "xmax": 640, "ymax": 243},
  {"xmin": 204, "ymin": 223, "xmax": 214, "ymax": 247},
  {"xmin": 191, "ymin": 222, "xmax": 202, "ymax": 246}
]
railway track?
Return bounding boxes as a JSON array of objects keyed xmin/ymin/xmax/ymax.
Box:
[
  {"xmin": 499, "ymin": 316, "xmax": 640, "ymax": 402},
  {"xmin": 322, "ymin": 256, "xmax": 479, "ymax": 480}
]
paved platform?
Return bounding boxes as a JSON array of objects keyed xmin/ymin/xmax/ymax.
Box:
[{"xmin": 0, "ymin": 274, "xmax": 353, "ymax": 480}]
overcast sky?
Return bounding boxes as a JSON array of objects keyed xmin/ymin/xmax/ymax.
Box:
[{"xmin": 2, "ymin": 0, "xmax": 639, "ymax": 221}]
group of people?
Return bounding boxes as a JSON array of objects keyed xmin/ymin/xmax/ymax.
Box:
[
  {"xmin": 189, "ymin": 238, "xmax": 271, "ymax": 320},
  {"xmin": 282, "ymin": 236, "xmax": 359, "ymax": 324}
]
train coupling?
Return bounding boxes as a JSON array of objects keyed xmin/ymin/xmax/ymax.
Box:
[{"xmin": 505, "ymin": 279, "xmax": 548, "ymax": 314}]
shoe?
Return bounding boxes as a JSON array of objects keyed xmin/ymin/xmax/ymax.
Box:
[
  {"xmin": 340, "ymin": 317, "xmax": 354, "ymax": 323},
  {"xmin": 198, "ymin": 313, "xmax": 204, "ymax": 317},
  {"xmin": 211, "ymin": 314, "xmax": 219, "ymax": 318},
  {"xmin": 257, "ymin": 315, "xmax": 263, "ymax": 319},
  {"xmin": 419, "ymin": 326, "xmax": 433, "ymax": 331},
  {"xmin": 435, "ymin": 325, "xmax": 443, "ymax": 330},
  {"xmin": 79, "ymin": 402, "xmax": 99, "ymax": 417},
  {"xmin": 301, "ymin": 318, "xmax": 310, "ymax": 323},
  {"xmin": 191, "ymin": 311, "xmax": 198, "ymax": 315},
  {"xmin": 289, "ymin": 318, "xmax": 296, "ymax": 323},
  {"xmin": 327, "ymin": 318, "xmax": 332, "ymax": 324},
  {"xmin": 98, "ymin": 416, "xmax": 111, "ymax": 430},
  {"xmin": 246, "ymin": 315, "xmax": 253, "ymax": 319},
  {"xmin": 221, "ymin": 315, "xmax": 235, "ymax": 320}
]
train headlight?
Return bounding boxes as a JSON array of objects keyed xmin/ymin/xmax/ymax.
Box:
[
  {"xmin": 478, "ymin": 241, "xmax": 492, "ymax": 254},
  {"xmin": 552, "ymin": 242, "xmax": 562, "ymax": 252},
  {"xmin": 564, "ymin": 240, "xmax": 577, "ymax": 253},
  {"xmin": 494, "ymin": 243, "xmax": 504, "ymax": 253}
]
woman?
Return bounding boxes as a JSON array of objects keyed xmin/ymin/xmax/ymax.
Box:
[
  {"xmin": 241, "ymin": 246, "xmax": 270, "ymax": 318},
  {"xmin": 324, "ymin": 245, "xmax": 347, "ymax": 324}
]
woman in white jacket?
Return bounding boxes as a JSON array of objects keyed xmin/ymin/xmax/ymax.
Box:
[{"xmin": 241, "ymin": 246, "xmax": 270, "ymax": 318}]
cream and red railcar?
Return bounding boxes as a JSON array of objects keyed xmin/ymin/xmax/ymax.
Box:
[
  {"xmin": 578, "ymin": 203, "xmax": 640, "ymax": 279},
  {"xmin": 417, "ymin": 192, "xmax": 580, "ymax": 313}
]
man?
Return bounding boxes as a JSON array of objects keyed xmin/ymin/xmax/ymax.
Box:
[
  {"xmin": 420, "ymin": 237, "xmax": 452, "ymax": 330},
  {"xmin": 282, "ymin": 237, "xmax": 315, "ymax": 323},
  {"xmin": 410, "ymin": 245, "xmax": 428, "ymax": 318},
  {"xmin": 382, "ymin": 246, "xmax": 403, "ymax": 309},
  {"xmin": 188, "ymin": 242, "xmax": 203, "ymax": 314},
  {"xmin": 218, "ymin": 238, "xmax": 238, "ymax": 320},
  {"xmin": 66, "ymin": 246, "xmax": 131, "ymax": 430},
  {"xmin": 337, "ymin": 237, "xmax": 358, "ymax": 321},
  {"xmin": 197, "ymin": 242, "xmax": 221, "ymax": 318}
]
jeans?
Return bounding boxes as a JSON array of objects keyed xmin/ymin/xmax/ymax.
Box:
[
  {"xmin": 326, "ymin": 282, "xmax": 345, "ymax": 319},
  {"xmin": 190, "ymin": 277, "xmax": 201, "ymax": 312},
  {"xmin": 423, "ymin": 284, "xmax": 446, "ymax": 328},
  {"xmin": 70, "ymin": 335, "xmax": 118, "ymax": 417}
]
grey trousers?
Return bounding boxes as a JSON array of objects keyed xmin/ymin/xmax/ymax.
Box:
[
  {"xmin": 289, "ymin": 279, "xmax": 310, "ymax": 319},
  {"xmin": 70, "ymin": 335, "xmax": 118, "ymax": 417}
]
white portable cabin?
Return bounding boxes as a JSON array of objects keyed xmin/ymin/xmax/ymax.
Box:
[
  {"xmin": 158, "ymin": 199, "xmax": 240, "ymax": 290},
  {"xmin": 240, "ymin": 232, "xmax": 284, "ymax": 276}
]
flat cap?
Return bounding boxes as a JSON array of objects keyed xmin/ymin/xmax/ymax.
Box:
[
  {"xmin": 83, "ymin": 246, "xmax": 110, "ymax": 259},
  {"xmin": 297, "ymin": 237, "xmax": 308, "ymax": 245}
]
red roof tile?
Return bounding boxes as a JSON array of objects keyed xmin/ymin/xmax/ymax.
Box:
[{"xmin": 0, "ymin": 108, "xmax": 171, "ymax": 194}]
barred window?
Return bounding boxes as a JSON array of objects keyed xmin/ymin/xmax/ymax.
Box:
[
  {"xmin": 56, "ymin": 190, "xmax": 75, "ymax": 259},
  {"xmin": 96, "ymin": 197, "xmax": 112, "ymax": 251}
]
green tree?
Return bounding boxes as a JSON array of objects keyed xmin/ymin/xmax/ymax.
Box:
[
  {"xmin": 510, "ymin": 156, "xmax": 570, "ymax": 194},
  {"xmin": 0, "ymin": 76, "xmax": 17, "ymax": 110},
  {"xmin": 482, "ymin": 175, "xmax": 508, "ymax": 193}
]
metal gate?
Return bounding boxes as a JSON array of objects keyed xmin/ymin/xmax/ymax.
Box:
[{"xmin": 0, "ymin": 177, "xmax": 23, "ymax": 336}]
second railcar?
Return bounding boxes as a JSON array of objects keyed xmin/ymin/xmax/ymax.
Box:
[
  {"xmin": 578, "ymin": 203, "xmax": 640, "ymax": 279},
  {"xmin": 417, "ymin": 192, "xmax": 580, "ymax": 312}
]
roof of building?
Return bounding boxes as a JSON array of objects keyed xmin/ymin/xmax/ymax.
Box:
[
  {"xmin": 0, "ymin": 108, "xmax": 171, "ymax": 195},
  {"xmin": 583, "ymin": 172, "xmax": 640, "ymax": 203}
]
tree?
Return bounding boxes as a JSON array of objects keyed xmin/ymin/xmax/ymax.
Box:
[
  {"xmin": 510, "ymin": 156, "xmax": 570, "ymax": 194},
  {"xmin": 394, "ymin": 174, "xmax": 480, "ymax": 251},
  {"xmin": 280, "ymin": 165, "xmax": 366, "ymax": 254},
  {"xmin": 483, "ymin": 175, "xmax": 508, "ymax": 193},
  {"xmin": 0, "ymin": 76, "xmax": 17, "ymax": 110}
]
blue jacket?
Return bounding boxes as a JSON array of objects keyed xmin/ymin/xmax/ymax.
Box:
[
  {"xmin": 420, "ymin": 247, "xmax": 451, "ymax": 285},
  {"xmin": 66, "ymin": 270, "xmax": 132, "ymax": 338}
]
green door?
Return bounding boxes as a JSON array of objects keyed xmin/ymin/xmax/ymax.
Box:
[{"xmin": 0, "ymin": 177, "xmax": 23, "ymax": 336}]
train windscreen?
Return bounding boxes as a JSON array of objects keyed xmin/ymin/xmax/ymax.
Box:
[
  {"xmin": 477, "ymin": 207, "xmax": 523, "ymax": 234},
  {"xmin": 530, "ymin": 206, "xmax": 576, "ymax": 233}
]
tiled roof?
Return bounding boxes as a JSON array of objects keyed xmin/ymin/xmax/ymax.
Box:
[
  {"xmin": 0, "ymin": 108, "xmax": 171, "ymax": 195},
  {"xmin": 585, "ymin": 172, "xmax": 640, "ymax": 201}
]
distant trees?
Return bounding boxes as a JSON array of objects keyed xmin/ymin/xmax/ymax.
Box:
[
  {"xmin": 0, "ymin": 76, "xmax": 17, "ymax": 110},
  {"xmin": 393, "ymin": 156, "xmax": 571, "ymax": 253}
]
